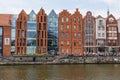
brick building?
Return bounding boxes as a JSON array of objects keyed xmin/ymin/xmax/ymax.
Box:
[
  {"xmin": 106, "ymin": 14, "xmax": 119, "ymax": 52},
  {"xmin": 83, "ymin": 11, "xmax": 96, "ymax": 53},
  {"xmin": 71, "ymin": 8, "xmax": 83, "ymax": 55},
  {"xmin": 59, "ymin": 9, "xmax": 83, "ymax": 56},
  {"xmin": 16, "ymin": 10, "xmax": 28, "ymax": 55},
  {"xmin": 0, "ymin": 14, "xmax": 12, "ymax": 56},
  {"xmin": 58, "ymin": 10, "xmax": 71, "ymax": 55},
  {"xmin": 36, "ymin": 8, "xmax": 47, "ymax": 54}
]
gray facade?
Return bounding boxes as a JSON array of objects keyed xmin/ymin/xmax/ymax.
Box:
[
  {"xmin": 27, "ymin": 10, "xmax": 37, "ymax": 55},
  {"xmin": 11, "ymin": 14, "xmax": 18, "ymax": 54},
  {"xmin": 48, "ymin": 10, "xmax": 58, "ymax": 54}
]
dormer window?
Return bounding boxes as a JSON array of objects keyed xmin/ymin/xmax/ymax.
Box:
[{"xmin": 109, "ymin": 17, "xmax": 114, "ymax": 22}]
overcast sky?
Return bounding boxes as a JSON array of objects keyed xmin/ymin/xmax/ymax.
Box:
[{"xmin": 0, "ymin": 0, "xmax": 120, "ymax": 18}]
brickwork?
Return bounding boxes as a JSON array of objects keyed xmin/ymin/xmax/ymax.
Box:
[
  {"xmin": 36, "ymin": 8, "xmax": 47, "ymax": 54},
  {"xmin": 106, "ymin": 14, "xmax": 119, "ymax": 46},
  {"xmin": 71, "ymin": 8, "xmax": 83, "ymax": 55},
  {"xmin": 83, "ymin": 11, "xmax": 96, "ymax": 53},
  {"xmin": 16, "ymin": 10, "xmax": 28, "ymax": 55}
]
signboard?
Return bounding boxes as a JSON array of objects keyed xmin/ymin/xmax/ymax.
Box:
[{"xmin": 4, "ymin": 38, "xmax": 10, "ymax": 45}]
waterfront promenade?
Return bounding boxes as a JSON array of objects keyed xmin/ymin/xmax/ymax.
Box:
[{"xmin": 0, "ymin": 55, "xmax": 120, "ymax": 65}]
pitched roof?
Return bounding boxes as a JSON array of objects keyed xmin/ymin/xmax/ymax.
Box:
[{"xmin": 48, "ymin": 9, "xmax": 58, "ymax": 18}]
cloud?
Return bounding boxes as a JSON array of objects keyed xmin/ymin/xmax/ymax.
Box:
[{"xmin": 101, "ymin": 0, "xmax": 120, "ymax": 5}]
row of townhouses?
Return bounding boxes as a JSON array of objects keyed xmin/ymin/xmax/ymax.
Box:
[{"xmin": 0, "ymin": 8, "xmax": 120, "ymax": 56}]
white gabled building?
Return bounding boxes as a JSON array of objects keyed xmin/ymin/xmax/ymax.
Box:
[{"xmin": 96, "ymin": 15, "xmax": 106, "ymax": 52}]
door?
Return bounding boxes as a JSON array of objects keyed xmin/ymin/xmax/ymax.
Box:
[{"xmin": 0, "ymin": 27, "xmax": 3, "ymax": 56}]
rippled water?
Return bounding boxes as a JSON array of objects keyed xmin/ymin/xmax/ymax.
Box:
[{"xmin": 0, "ymin": 64, "xmax": 120, "ymax": 80}]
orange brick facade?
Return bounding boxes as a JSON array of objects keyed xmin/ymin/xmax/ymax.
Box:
[
  {"xmin": 71, "ymin": 9, "xmax": 83, "ymax": 55},
  {"xmin": 3, "ymin": 26, "xmax": 11, "ymax": 56},
  {"xmin": 59, "ymin": 9, "xmax": 83, "ymax": 56},
  {"xmin": 0, "ymin": 14, "xmax": 12, "ymax": 56},
  {"xmin": 16, "ymin": 10, "xmax": 28, "ymax": 55},
  {"xmin": 36, "ymin": 8, "xmax": 48, "ymax": 54},
  {"xmin": 59, "ymin": 10, "xmax": 72, "ymax": 55},
  {"xmin": 15, "ymin": 8, "xmax": 48, "ymax": 55}
]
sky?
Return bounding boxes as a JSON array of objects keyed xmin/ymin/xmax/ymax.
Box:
[{"xmin": 0, "ymin": 0, "xmax": 120, "ymax": 18}]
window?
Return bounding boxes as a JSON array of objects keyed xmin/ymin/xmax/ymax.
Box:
[
  {"xmin": 112, "ymin": 27, "xmax": 116, "ymax": 31},
  {"xmin": 62, "ymin": 49, "xmax": 64, "ymax": 53},
  {"xmin": 74, "ymin": 41, "xmax": 76, "ymax": 46},
  {"xmin": 41, "ymin": 39, "xmax": 43, "ymax": 46},
  {"xmin": 78, "ymin": 26, "xmax": 81, "ymax": 30},
  {"xmin": 102, "ymin": 33, "xmax": 104, "ymax": 37},
  {"xmin": 22, "ymin": 30, "xmax": 24, "ymax": 37},
  {"xmin": 79, "ymin": 41, "xmax": 81, "ymax": 45},
  {"xmin": 66, "ymin": 49, "xmax": 68, "ymax": 53},
  {"xmin": 24, "ymin": 22, "xmax": 27, "ymax": 27},
  {"xmin": 102, "ymin": 27, "xmax": 105, "ymax": 30},
  {"xmin": 41, "ymin": 16, "xmax": 42, "ymax": 22},
  {"xmin": 44, "ymin": 16, "xmax": 46, "ymax": 22},
  {"xmin": 66, "ymin": 25, "xmax": 69, "ymax": 30},
  {"xmin": 109, "ymin": 27, "xmax": 112, "ymax": 31},
  {"xmin": 61, "ymin": 41, "xmax": 63, "ymax": 46},
  {"xmin": 74, "ymin": 25, "xmax": 76, "ymax": 30},
  {"xmin": 42, "ymin": 31, "xmax": 44, "ymax": 38},
  {"xmin": 78, "ymin": 33, "xmax": 80, "ymax": 38},
  {"xmin": 20, "ymin": 21, "xmax": 22, "ymax": 29},
  {"xmin": 66, "ymin": 33, "xmax": 68, "ymax": 38},
  {"xmin": 98, "ymin": 26, "xmax": 100, "ymax": 30},
  {"xmin": 74, "ymin": 33, "xmax": 77, "ymax": 37},
  {"xmin": 112, "ymin": 33, "xmax": 117, "ymax": 37},
  {"xmin": 61, "ymin": 26, "xmax": 64, "ymax": 30},
  {"xmin": 62, "ymin": 33, "xmax": 64, "ymax": 38},
  {"xmin": 67, "ymin": 41, "xmax": 70, "ymax": 45},
  {"xmin": 74, "ymin": 17, "xmax": 76, "ymax": 22},
  {"xmin": 66, "ymin": 17, "xmax": 68, "ymax": 22},
  {"xmin": 78, "ymin": 17, "xmax": 80, "ymax": 22},
  {"xmin": 98, "ymin": 33, "xmax": 101, "ymax": 37},
  {"xmin": 109, "ymin": 33, "xmax": 112, "ymax": 37},
  {"xmin": 113, "ymin": 40, "xmax": 116, "ymax": 43},
  {"xmin": 99, "ymin": 20, "xmax": 103, "ymax": 25},
  {"xmin": 43, "ymin": 23, "xmax": 46, "ymax": 30},
  {"xmin": 62, "ymin": 17, "xmax": 64, "ymax": 22}
]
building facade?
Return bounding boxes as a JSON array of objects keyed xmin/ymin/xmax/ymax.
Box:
[
  {"xmin": 27, "ymin": 10, "xmax": 37, "ymax": 55},
  {"xmin": 16, "ymin": 10, "xmax": 28, "ymax": 55},
  {"xmin": 11, "ymin": 14, "xmax": 18, "ymax": 54},
  {"xmin": 96, "ymin": 15, "xmax": 106, "ymax": 52},
  {"xmin": 48, "ymin": 9, "xmax": 58, "ymax": 54},
  {"xmin": 59, "ymin": 10, "xmax": 71, "ymax": 55},
  {"xmin": 118, "ymin": 18, "xmax": 120, "ymax": 47},
  {"xmin": 0, "ymin": 14, "xmax": 12, "ymax": 56},
  {"xmin": 71, "ymin": 8, "xmax": 83, "ymax": 55},
  {"xmin": 83, "ymin": 11, "xmax": 96, "ymax": 53},
  {"xmin": 106, "ymin": 14, "xmax": 119, "ymax": 52},
  {"xmin": 36, "ymin": 8, "xmax": 47, "ymax": 54}
]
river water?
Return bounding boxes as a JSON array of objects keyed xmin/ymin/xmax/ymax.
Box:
[{"xmin": 0, "ymin": 64, "xmax": 120, "ymax": 80}]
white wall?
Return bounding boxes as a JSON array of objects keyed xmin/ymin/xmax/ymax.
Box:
[{"xmin": 96, "ymin": 17, "xmax": 106, "ymax": 39}]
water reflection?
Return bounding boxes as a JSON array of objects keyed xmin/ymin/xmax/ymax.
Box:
[{"xmin": 0, "ymin": 64, "xmax": 120, "ymax": 80}]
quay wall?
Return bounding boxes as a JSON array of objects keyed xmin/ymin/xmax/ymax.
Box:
[{"xmin": 0, "ymin": 56, "xmax": 120, "ymax": 64}]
